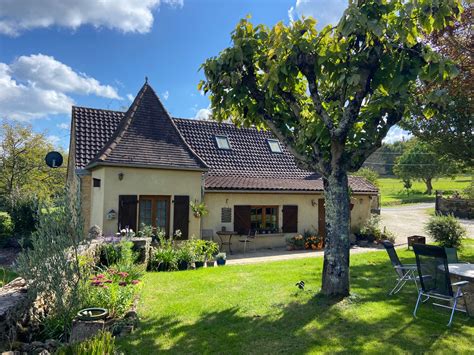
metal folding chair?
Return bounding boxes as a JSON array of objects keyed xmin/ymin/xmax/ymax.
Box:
[
  {"xmin": 238, "ymin": 229, "xmax": 257, "ymax": 254},
  {"xmin": 413, "ymin": 244, "xmax": 470, "ymax": 326},
  {"xmin": 382, "ymin": 240, "xmax": 418, "ymax": 295}
]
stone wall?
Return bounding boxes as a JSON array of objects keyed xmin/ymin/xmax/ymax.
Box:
[
  {"xmin": 436, "ymin": 192, "xmax": 474, "ymax": 219},
  {"xmin": 0, "ymin": 239, "xmax": 104, "ymax": 350}
]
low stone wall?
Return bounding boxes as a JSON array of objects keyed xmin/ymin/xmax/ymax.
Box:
[
  {"xmin": 0, "ymin": 239, "xmax": 104, "ymax": 350},
  {"xmin": 436, "ymin": 192, "xmax": 474, "ymax": 219}
]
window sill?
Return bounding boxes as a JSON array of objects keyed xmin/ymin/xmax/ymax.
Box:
[{"xmin": 255, "ymin": 233, "xmax": 285, "ymax": 237}]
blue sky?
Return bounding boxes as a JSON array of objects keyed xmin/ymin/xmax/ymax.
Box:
[{"xmin": 0, "ymin": 0, "xmax": 407, "ymax": 149}]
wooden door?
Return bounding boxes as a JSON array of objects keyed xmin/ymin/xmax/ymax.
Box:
[
  {"xmin": 318, "ymin": 198, "xmax": 326, "ymax": 239},
  {"xmin": 118, "ymin": 195, "xmax": 138, "ymax": 231}
]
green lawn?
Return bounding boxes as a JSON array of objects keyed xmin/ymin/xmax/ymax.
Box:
[
  {"xmin": 379, "ymin": 176, "xmax": 471, "ymax": 206},
  {"xmin": 118, "ymin": 240, "xmax": 474, "ymax": 354},
  {"xmin": 0, "ymin": 267, "xmax": 17, "ymax": 287}
]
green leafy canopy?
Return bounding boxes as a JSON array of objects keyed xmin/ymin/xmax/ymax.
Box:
[{"xmin": 199, "ymin": 0, "xmax": 462, "ymax": 176}]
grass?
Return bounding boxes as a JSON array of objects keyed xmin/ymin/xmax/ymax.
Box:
[
  {"xmin": 379, "ymin": 176, "xmax": 471, "ymax": 206},
  {"xmin": 0, "ymin": 267, "xmax": 17, "ymax": 287},
  {"xmin": 118, "ymin": 240, "xmax": 474, "ymax": 354}
]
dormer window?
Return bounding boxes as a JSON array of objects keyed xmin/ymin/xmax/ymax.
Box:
[
  {"xmin": 267, "ymin": 139, "xmax": 282, "ymax": 153},
  {"xmin": 215, "ymin": 135, "xmax": 231, "ymax": 150}
]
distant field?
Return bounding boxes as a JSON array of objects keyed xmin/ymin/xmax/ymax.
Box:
[{"xmin": 379, "ymin": 175, "xmax": 471, "ymax": 206}]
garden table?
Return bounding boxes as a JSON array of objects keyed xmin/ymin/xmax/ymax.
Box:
[
  {"xmin": 448, "ymin": 263, "xmax": 474, "ymax": 315},
  {"xmin": 216, "ymin": 231, "xmax": 237, "ymax": 255}
]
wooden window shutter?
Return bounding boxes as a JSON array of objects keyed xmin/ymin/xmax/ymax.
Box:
[
  {"xmin": 173, "ymin": 196, "xmax": 189, "ymax": 239},
  {"xmin": 234, "ymin": 205, "xmax": 251, "ymax": 235},
  {"xmin": 118, "ymin": 195, "xmax": 138, "ymax": 232},
  {"xmin": 282, "ymin": 205, "xmax": 298, "ymax": 233}
]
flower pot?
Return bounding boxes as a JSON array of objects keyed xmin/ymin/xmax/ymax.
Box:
[
  {"xmin": 195, "ymin": 261, "xmax": 204, "ymax": 269},
  {"xmin": 77, "ymin": 308, "xmax": 108, "ymax": 321},
  {"xmin": 193, "ymin": 212, "xmax": 201, "ymax": 218},
  {"xmin": 206, "ymin": 261, "xmax": 215, "ymax": 267},
  {"xmin": 158, "ymin": 262, "xmax": 170, "ymax": 272},
  {"xmin": 178, "ymin": 261, "xmax": 189, "ymax": 271},
  {"xmin": 216, "ymin": 259, "xmax": 226, "ymax": 266}
]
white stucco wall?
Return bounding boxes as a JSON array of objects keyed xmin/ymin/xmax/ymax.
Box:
[
  {"xmin": 89, "ymin": 166, "xmax": 203, "ymax": 236},
  {"xmin": 201, "ymin": 191, "xmax": 375, "ymax": 252}
]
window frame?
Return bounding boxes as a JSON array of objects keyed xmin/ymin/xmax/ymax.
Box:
[
  {"xmin": 250, "ymin": 205, "xmax": 279, "ymax": 232},
  {"xmin": 215, "ymin": 135, "xmax": 231, "ymax": 150},
  {"xmin": 139, "ymin": 195, "xmax": 171, "ymax": 235},
  {"xmin": 267, "ymin": 138, "xmax": 282, "ymax": 153}
]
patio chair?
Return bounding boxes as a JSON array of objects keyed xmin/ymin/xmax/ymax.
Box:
[
  {"xmin": 201, "ymin": 229, "xmax": 214, "ymax": 241},
  {"xmin": 444, "ymin": 247, "xmax": 470, "ymax": 264},
  {"xmin": 239, "ymin": 229, "xmax": 257, "ymax": 254},
  {"xmin": 382, "ymin": 240, "xmax": 418, "ymax": 295},
  {"xmin": 413, "ymin": 244, "xmax": 470, "ymax": 326}
]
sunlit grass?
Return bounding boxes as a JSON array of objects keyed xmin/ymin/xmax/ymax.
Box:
[
  {"xmin": 379, "ymin": 176, "xmax": 471, "ymax": 206},
  {"xmin": 117, "ymin": 240, "xmax": 474, "ymax": 354}
]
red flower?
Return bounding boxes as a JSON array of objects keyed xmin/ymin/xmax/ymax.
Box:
[
  {"xmin": 96, "ymin": 274, "xmax": 105, "ymax": 279},
  {"xmin": 119, "ymin": 281, "xmax": 128, "ymax": 286},
  {"xmin": 104, "ymin": 279, "xmax": 113, "ymax": 283},
  {"xmin": 107, "ymin": 268, "xmax": 117, "ymax": 275},
  {"xmin": 131, "ymin": 280, "xmax": 140, "ymax": 285},
  {"xmin": 118, "ymin": 272, "xmax": 129, "ymax": 278},
  {"xmin": 91, "ymin": 280, "xmax": 102, "ymax": 286}
]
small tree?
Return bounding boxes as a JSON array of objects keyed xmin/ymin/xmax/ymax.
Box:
[
  {"xmin": 0, "ymin": 121, "xmax": 67, "ymax": 209},
  {"xmin": 393, "ymin": 140, "xmax": 457, "ymax": 194},
  {"xmin": 199, "ymin": 0, "xmax": 462, "ymax": 296},
  {"xmin": 352, "ymin": 167, "xmax": 379, "ymax": 187},
  {"xmin": 425, "ymin": 214, "xmax": 465, "ymax": 248}
]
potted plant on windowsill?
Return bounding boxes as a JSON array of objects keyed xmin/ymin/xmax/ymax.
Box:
[
  {"xmin": 216, "ymin": 252, "xmax": 226, "ymax": 266},
  {"xmin": 190, "ymin": 200, "xmax": 209, "ymax": 218}
]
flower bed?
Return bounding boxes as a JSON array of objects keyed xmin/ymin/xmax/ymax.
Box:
[{"xmin": 286, "ymin": 230, "xmax": 324, "ymax": 251}]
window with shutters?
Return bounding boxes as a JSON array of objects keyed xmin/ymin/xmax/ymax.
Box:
[
  {"xmin": 250, "ymin": 206, "xmax": 278, "ymax": 232},
  {"xmin": 282, "ymin": 205, "xmax": 298, "ymax": 233},
  {"xmin": 139, "ymin": 196, "xmax": 170, "ymax": 235}
]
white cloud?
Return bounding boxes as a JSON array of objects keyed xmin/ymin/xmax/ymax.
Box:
[
  {"xmin": 0, "ymin": 0, "xmax": 183, "ymax": 36},
  {"xmin": 288, "ymin": 0, "xmax": 347, "ymax": 27},
  {"xmin": 194, "ymin": 108, "xmax": 212, "ymax": 120},
  {"xmin": 11, "ymin": 54, "xmax": 121, "ymax": 99},
  {"xmin": 0, "ymin": 54, "xmax": 121, "ymax": 120},
  {"xmin": 47, "ymin": 135, "xmax": 61, "ymax": 146},
  {"xmin": 383, "ymin": 126, "xmax": 411, "ymax": 144},
  {"xmin": 162, "ymin": 90, "xmax": 169, "ymax": 100},
  {"xmin": 127, "ymin": 93, "xmax": 134, "ymax": 102},
  {"xmin": 57, "ymin": 122, "xmax": 70, "ymax": 130}
]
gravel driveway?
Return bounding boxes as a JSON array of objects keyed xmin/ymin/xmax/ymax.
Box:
[{"xmin": 380, "ymin": 203, "xmax": 474, "ymax": 245}]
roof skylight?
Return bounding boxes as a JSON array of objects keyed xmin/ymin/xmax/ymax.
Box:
[
  {"xmin": 215, "ymin": 135, "xmax": 231, "ymax": 150},
  {"xmin": 267, "ymin": 139, "xmax": 282, "ymax": 153}
]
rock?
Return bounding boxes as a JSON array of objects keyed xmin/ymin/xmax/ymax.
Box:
[{"xmin": 69, "ymin": 319, "xmax": 105, "ymax": 343}]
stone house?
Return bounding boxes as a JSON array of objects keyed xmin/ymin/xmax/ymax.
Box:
[{"xmin": 67, "ymin": 82, "xmax": 378, "ymax": 251}]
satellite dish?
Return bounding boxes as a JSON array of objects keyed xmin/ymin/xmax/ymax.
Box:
[{"xmin": 45, "ymin": 151, "xmax": 63, "ymax": 168}]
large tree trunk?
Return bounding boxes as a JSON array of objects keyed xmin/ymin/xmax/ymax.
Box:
[
  {"xmin": 424, "ymin": 178, "xmax": 433, "ymax": 195},
  {"xmin": 321, "ymin": 170, "xmax": 351, "ymax": 297}
]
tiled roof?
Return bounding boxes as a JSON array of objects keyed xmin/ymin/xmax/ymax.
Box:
[
  {"xmin": 72, "ymin": 107, "xmax": 124, "ymax": 169},
  {"xmin": 85, "ymin": 83, "xmax": 207, "ymax": 170},
  {"xmin": 71, "ymin": 84, "xmax": 378, "ymax": 193},
  {"xmin": 173, "ymin": 118, "xmax": 315, "ymax": 179},
  {"xmin": 205, "ymin": 175, "xmax": 377, "ymax": 193}
]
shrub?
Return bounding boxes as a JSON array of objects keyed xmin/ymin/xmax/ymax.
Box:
[
  {"xmin": 176, "ymin": 241, "xmax": 195, "ymax": 264},
  {"xmin": 99, "ymin": 240, "xmax": 139, "ymax": 268},
  {"xmin": 9, "ymin": 197, "xmax": 39, "ymax": 247},
  {"xmin": 285, "ymin": 234, "xmax": 304, "ymax": 249},
  {"xmin": 55, "ymin": 331, "xmax": 115, "ymax": 355},
  {"xmin": 425, "ymin": 214, "xmax": 466, "ymax": 248},
  {"xmin": 150, "ymin": 247, "xmax": 178, "ymax": 271},
  {"xmin": 357, "ymin": 214, "xmax": 396, "ymax": 243},
  {"xmin": 352, "ymin": 167, "xmax": 379, "ymax": 187},
  {"xmin": 16, "ymin": 187, "xmax": 84, "ymax": 340},
  {"xmin": 0, "ymin": 212, "xmax": 13, "ymax": 245}
]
